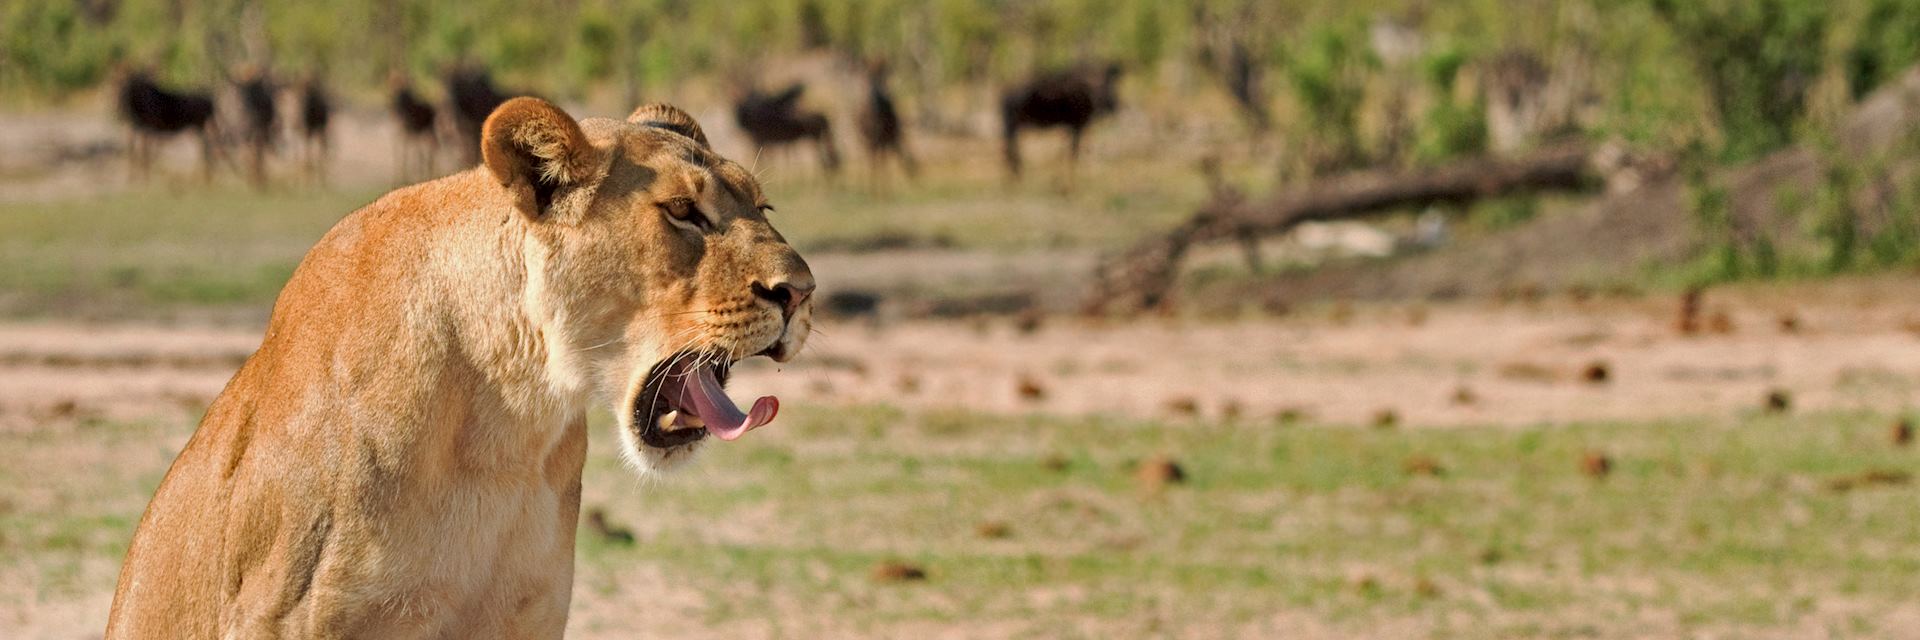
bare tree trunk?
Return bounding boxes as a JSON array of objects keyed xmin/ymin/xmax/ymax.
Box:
[{"xmin": 1085, "ymin": 144, "xmax": 1599, "ymax": 315}]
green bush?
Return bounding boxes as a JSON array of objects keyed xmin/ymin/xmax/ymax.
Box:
[
  {"xmin": 1283, "ymin": 21, "xmax": 1377, "ymax": 171},
  {"xmin": 2, "ymin": 1, "xmax": 115, "ymax": 94},
  {"xmin": 1845, "ymin": 0, "xmax": 1920, "ymax": 99},
  {"xmin": 1651, "ymin": 0, "xmax": 1830, "ymax": 162},
  {"xmin": 1413, "ymin": 46, "xmax": 1485, "ymax": 164}
]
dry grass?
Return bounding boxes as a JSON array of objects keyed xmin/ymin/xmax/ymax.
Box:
[{"xmin": 8, "ymin": 404, "xmax": 1920, "ymax": 638}]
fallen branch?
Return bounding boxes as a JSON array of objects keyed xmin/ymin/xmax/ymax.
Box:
[{"xmin": 1084, "ymin": 143, "xmax": 1602, "ymax": 315}]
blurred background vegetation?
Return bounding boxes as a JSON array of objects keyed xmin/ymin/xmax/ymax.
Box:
[
  {"xmin": 5, "ymin": 0, "xmax": 1918, "ymax": 163},
  {"xmin": 9, "ymin": 0, "xmax": 1920, "ymax": 293}
]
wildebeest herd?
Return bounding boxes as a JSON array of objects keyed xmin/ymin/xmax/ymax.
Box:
[
  {"xmin": 115, "ymin": 58, "xmax": 1126, "ymax": 188},
  {"xmin": 117, "ymin": 64, "xmax": 332, "ymax": 188}
]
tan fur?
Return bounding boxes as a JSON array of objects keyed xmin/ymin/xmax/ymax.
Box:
[{"xmin": 105, "ymin": 98, "xmax": 814, "ymax": 639}]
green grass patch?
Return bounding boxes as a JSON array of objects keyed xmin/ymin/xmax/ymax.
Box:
[
  {"xmin": 0, "ymin": 187, "xmax": 379, "ymax": 318},
  {"xmin": 569, "ymin": 406, "xmax": 1920, "ymax": 636},
  {"xmin": 9, "ymin": 405, "xmax": 1918, "ymax": 635}
]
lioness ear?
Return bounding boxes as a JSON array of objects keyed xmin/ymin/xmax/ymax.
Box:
[
  {"xmin": 627, "ymin": 103, "xmax": 710, "ymax": 149},
  {"xmin": 482, "ymin": 97, "xmax": 597, "ymax": 218}
]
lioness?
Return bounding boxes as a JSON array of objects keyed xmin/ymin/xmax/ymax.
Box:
[{"xmin": 106, "ymin": 98, "xmax": 814, "ymax": 638}]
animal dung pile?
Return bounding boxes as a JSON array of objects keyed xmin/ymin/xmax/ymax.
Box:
[
  {"xmin": 1580, "ymin": 451, "xmax": 1612, "ymax": 479},
  {"xmin": 870, "ymin": 561, "xmax": 929, "ymax": 583},
  {"xmin": 1892, "ymin": 419, "xmax": 1914, "ymax": 447},
  {"xmin": 1477, "ymin": 546, "xmax": 1505, "ymax": 565},
  {"xmin": 44, "ymin": 398, "xmax": 82, "ymax": 421},
  {"xmin": 1450, "ymin": 386, "xmax": 1478, "ymax": 406},
  {"xmin": 1220, "ymin": 398, "xmax": 1245, "ymax": 421},
  {"xmin": 1413, "ymin": 577, "xmax": 1441, "ymax": 599},
  {"xmin": 1015, "ymin": 374, "xmax": 1047, "ymax": 402},
  {"xmin": 1763, "ymin": 389, "xmax": 1793, "ymax": 414},
  {"xmin": 1581, "ymin": 361, "xmax": 1611, "ymax": 384},
  {"xmin": 1706, "ymin": 310, "xmax": 1737, "ymax": 335},
  {"xmin": 1135, "ymin": 455, "xmax": 1187, "ymax": 491},
  {"xmin": 974, "ymin": 521, "xmax": 1012, "ymax": 539},
  {"xmin": 1776, "ymin": 313, "xmax": 1801, "ymax": 334},
  {"xmin": 1826, "ymin": 470, "xmax": 1912, "ymax": 493},
  {"xmin": 1371, "ymin": 408, "xmax": 1400, "ymax": 429},
  {"xmin": 1401, "ymin": 455, "xmax": 1444, "ymax": 477},
  {"xmin": 1163, "ymin": 396, "xmax": 1201, "ymax": 417},
  {"xmin": 1675, "ymin": 287, "xmax": 1704, "ymax": 335},
  {"xmin": 1673, "ymin": 289, "xmax": 1736, "ymax": 335}
]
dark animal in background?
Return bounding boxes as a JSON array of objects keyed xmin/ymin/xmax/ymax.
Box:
[
  {"xmin": 388, "ymin": 73, "xmax": 439, "ymax": 183},
  {"xmin": 733, "ymin": 83, "xmax": 841, "ymax": 174},
  {"xmin": 1225, "ymin": 41, "xmax": 1270, "ymax": 132},
  {"xmin": 295, "ymin": 74, "xmax": 332, "ymax": 185},
  {"xmin": 116, "ymin": 68, "xmax": 221, "ymax": 182},
  {"xmin": 235, "ymin": 68, "xmax": 278, "ymax": 187},
  {"xmin": 1000, "ymin": 63, "xmax": 1122, "ymax": 184},
  {"xmin": 444, "ymin": 64, "xmax": 511, "ymax": 166},
  {"xmin": 858, "ymin": 59, "xmax": 917, "ymax": 185}
]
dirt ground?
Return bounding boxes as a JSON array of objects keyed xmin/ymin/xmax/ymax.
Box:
[
  {"xmin": 10, "ymin": 277, "xmax": 1920, "ymax": 435},
  {"xmin": 7, "ymin": 278, "xmax": 1920, "ymax": 638}
]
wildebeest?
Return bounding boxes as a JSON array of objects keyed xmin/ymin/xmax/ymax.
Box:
[
  {"xmin": 294, "ymin": 73, "xmax": 332, "ymax": 185},
  {"xmin": 733, "ymin": 82, "xmax": 841, "ymax": 174},
  {"xmin": 1000, "ymin": 63, "xmax": 1122, "ymax": 183},
  {"xmin": 857, "ymin": 60, "xmax": 916, "ymax": 185},
  {"xmin": 444, "ymin": 64, "xmax": 511, "ymax": 166},
  {"xmin": 388, "ymin": 73, "xmax": 439, "ymax": 183},
  {"xmin": 116, "ymin": 67, "xmax": 221, "ymax": 182},
  {"xmin": 234, "ymin": 67, "xmax": 277, "ymax": 187}
]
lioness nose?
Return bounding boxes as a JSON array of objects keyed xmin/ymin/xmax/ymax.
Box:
[{"xmin": 752, "ymin": 278, "xmax": 815, "ymax": 320}]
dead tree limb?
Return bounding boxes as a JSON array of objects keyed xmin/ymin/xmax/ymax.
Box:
[{"xmin": 1085, "ymin": 143, "xmax": 1600, "ymax": 315}]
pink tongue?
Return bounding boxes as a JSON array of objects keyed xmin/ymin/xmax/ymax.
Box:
[{"xmin": 679, "ymin": 366, "xmax": 778, "ymax": 441}]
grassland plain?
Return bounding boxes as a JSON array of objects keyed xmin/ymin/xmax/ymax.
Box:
[
  {"xmin": 0, "ymin": 131, "xmax": 1228, "ymax": 322},
  {"xmin": 5, "ymin": 402, "xmax": 1917, "ymax": 638}
]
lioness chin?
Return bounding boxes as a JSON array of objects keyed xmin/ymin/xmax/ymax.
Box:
[{"xmin": 105, "ymin": 99, "xmax": 813, "ymax": 639}]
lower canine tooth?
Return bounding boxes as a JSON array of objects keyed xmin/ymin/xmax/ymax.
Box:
[{"xmin": 658, "ymin": 410, "xmax": 705, "ymax": 432}]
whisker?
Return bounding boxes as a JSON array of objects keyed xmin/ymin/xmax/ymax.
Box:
[
  {"xmin": 642, "ymin": 343, "xmax": 707, "ymax": 422},
  {"xmin": 572, "ymin": 336, "xmax": 622, "ymax": 353},
  {"xmin": 649, "ymin": 308, "xmax": 718, "ymax": 319},
  {"xmin": 578, "ymin": 310, "xmax": 716, "ymax": 353}
]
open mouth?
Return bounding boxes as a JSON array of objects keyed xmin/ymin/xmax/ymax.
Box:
[{"xmin": 631, "ymin": 350, "xmax": 780, "ymax": 449}]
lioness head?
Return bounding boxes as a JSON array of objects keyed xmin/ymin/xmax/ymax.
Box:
[{"xmin": 480, "ymin": 98, "xmax": 813, "ymax": 473}]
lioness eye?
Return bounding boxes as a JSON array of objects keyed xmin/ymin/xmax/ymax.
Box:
[{"xmin": 662, "ymin": 198, "xmax": 706, "ymax": 229}]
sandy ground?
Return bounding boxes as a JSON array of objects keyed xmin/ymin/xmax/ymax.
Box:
[
  {"xmin": 8, "ymin": 277, "xmax": 1920, "ymax": 435},
  {"xmin": 7, "ymin": 279, "xmax": 1920, "ymax": 638},
  {"xmin": 770, "ymin": 283, "xmax": 1920, "ymax": 427}
]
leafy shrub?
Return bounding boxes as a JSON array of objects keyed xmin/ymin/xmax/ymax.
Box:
[
  {"xmin": 1651, "ymin": 0, "xmax": 1830, "ymax": 162},
  {"xmin": 1283, "ymin": 22, "xmax": 1377, "ymax": 171},
  {"xmin": 1845, "ymin": 0, "xmax": 1920, "ymax": 99}
]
